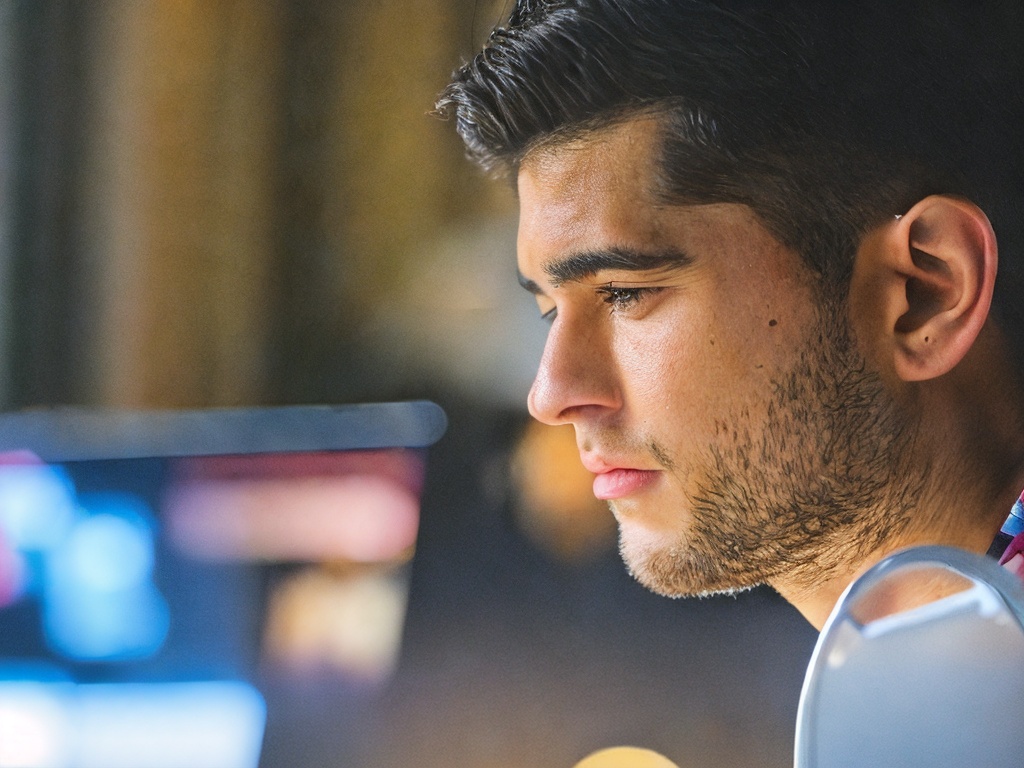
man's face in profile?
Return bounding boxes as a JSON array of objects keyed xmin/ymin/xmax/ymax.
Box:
[{"xmin": 516, "ymin": 117, "xmax": 915, "ymax": 600}]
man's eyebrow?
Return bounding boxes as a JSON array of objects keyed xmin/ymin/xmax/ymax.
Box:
[
  {"xmin": 517, "ymin": 270, "xmax": 542, "ymax": 295},
  {"xmin": 543, "ymin": 246, "xmax": 693, "ymax": 285}
]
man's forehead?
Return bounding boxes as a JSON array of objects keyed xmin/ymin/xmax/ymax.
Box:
[
  {"xmin": 519, "ymin": 117, "xmax": 663, "ymax": 187},
  {"xmin": 516, "ymin": 120, "xmax": 667, "ymax": 259}
]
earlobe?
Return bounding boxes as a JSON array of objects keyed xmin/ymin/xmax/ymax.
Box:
[{"xmin": 854, "ymin": 195, "xmax": 997, "ymax": 383}]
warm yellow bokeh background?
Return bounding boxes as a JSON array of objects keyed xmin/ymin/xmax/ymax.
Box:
[{"xmin": 2, "ymin": 0, "xmax": 538, "ymax": 411}]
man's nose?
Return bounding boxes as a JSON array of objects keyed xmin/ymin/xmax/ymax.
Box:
[{"xmin": 527, "ymin": 314, "xmax": 621, "ymax": 426}]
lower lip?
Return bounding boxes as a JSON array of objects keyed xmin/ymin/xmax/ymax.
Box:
[{"xmin": 592, "ymin": 469, "xmax": 660, "ymax": 500}]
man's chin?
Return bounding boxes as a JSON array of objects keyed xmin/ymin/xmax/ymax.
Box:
[{"xmin": 619, "ymin": 530, "xmax": 760, "ymax": 599}]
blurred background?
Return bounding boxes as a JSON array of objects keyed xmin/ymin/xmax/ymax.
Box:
[{"xmin": 0, "ymin": 2, "xmax": 817, "ymax": 767}]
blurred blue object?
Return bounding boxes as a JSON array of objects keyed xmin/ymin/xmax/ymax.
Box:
[
  {"xmin": 0, "ymin": 463, "xmax": 76, "ymax": 606},
  {"xmin": 0, "ymin": 679, "xmax": 265, "ymax": 768},
  {"xmin": 0, "ymin": 402, "xmax": 448, "ymax": 461},
  {"xmin": 0, "ymin": 463, "xmax": 76, "ymax": 584},
  {"xmin": 43, "ymin": 493, "xmax": 169, "ymax": 661}
]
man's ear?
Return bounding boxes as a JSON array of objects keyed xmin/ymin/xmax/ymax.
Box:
[{"xmin": 851, "ymin": 195, "xmax": 997, "ymax": 382}]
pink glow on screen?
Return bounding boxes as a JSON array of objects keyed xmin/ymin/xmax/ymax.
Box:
[{"xmin": 164, "ymin": 450, "xmax": 424, "ymax": 563}]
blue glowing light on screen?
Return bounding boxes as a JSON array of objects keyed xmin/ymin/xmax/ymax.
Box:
[
  {"xmin": 0, "ymin": 463, "xmax": 170, "ymax": 662},
  {"xmin": 0, "ymin": 680, "xmax": 266, "ymax": 768},
  {"xmin": 0, "ymin": 464, "xmax": 77, "ymax": 606},
  {"xmin": 0, "ymin": 462, "xmax": 265, "ymax": 768},
  {"xmin": 42, "ymin": 493, "xmax": 170, "ymax": 661},
  {"xmin": 0, "ymin": 464, "xmax": 76, "ymax": 552}
]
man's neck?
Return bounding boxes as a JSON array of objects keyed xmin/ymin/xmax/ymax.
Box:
[{"xmin": 779, "ymin": 507, "xmax": 1016, "ymax": 629}]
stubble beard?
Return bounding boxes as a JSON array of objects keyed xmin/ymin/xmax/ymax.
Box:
[{"xmin": 618, "ymin": 302, "xmax": 926, "ymax": 600}]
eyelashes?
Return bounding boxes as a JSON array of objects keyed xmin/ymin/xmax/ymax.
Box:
[
  {"xmin": 534, "ymin": 284, "xmax": 664, "ymax": 324},
  {"xmin": 597, "ymin": 285, "xmax": 662, "ymax": 314}
]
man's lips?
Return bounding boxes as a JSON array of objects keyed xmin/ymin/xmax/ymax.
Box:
[{"xmin": 591, "ymin": 468, "xmax": 660, "ymax": 500}]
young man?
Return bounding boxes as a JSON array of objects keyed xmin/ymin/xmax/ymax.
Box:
[{"xmin": 437, "ymin": 0, "xmax": 1024, "ymax": 628}]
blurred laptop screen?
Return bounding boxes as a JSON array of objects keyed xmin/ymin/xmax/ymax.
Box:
[{"xmin": 0, "ymin": 402, "xmax": 446, "ymax": 768}]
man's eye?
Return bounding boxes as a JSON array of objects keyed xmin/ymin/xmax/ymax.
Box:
[
  {"xmin": 540, "ymin": 305, "xmax": 558, "ymax": 324},
  {"xmin": 597, "ymin": 285, "xmax": 657, "ymax": 313}
]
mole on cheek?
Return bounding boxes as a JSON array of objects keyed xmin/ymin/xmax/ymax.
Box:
[{"xmin": 768, "ymin": 319, "xmax": 778, "ymax": 327}]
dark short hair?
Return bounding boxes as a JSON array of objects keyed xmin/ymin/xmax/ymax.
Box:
[{"xmin": 438, "ymin": 0, "xmax": 1024, "ymax": 335}]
